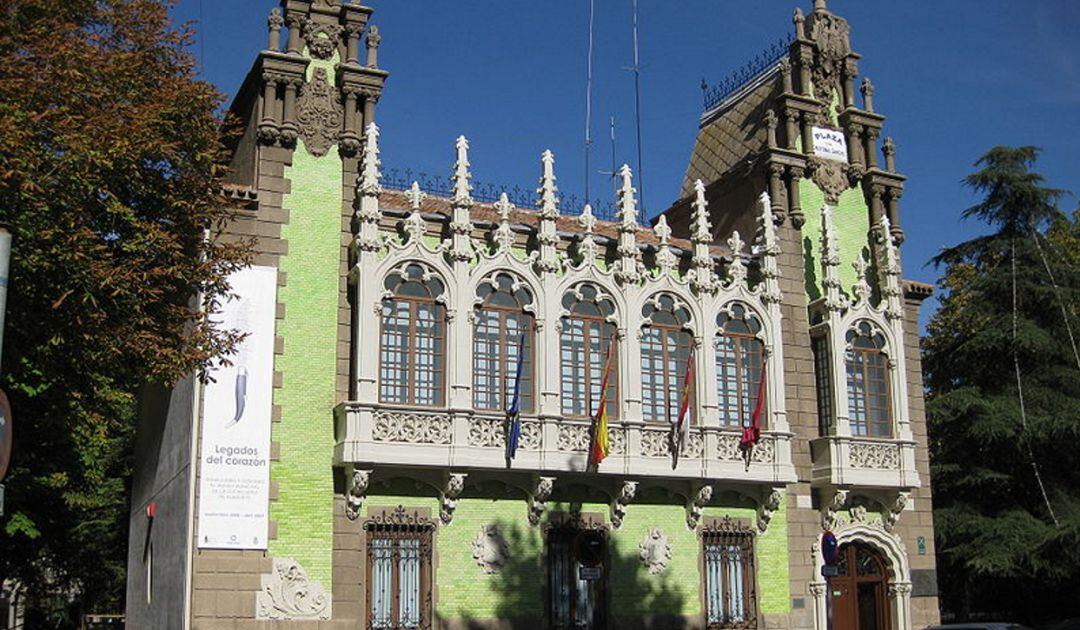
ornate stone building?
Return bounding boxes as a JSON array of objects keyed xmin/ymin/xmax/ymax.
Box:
[{"xmin": 125, "ymin": 1, "xmax": 939, "ymax": 628}]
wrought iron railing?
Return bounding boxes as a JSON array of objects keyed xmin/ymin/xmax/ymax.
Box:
[
  {"xmin": 381, "ymin": 167, "xmax": 620, "ymax": 223},
  {"xmin": 701, "ymin": 33, "xmax": 793, "ymax": 112}
]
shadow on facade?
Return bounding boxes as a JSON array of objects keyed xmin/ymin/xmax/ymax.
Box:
[{"xmin": 454, "ymin": 516, "xmax": 688, "ymax": 630}]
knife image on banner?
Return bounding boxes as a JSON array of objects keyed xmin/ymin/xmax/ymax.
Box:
[{"xmin": 226, "ymin": 366, "xmax": 248, "ymax": 429}]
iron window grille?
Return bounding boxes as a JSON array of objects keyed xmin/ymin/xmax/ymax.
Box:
[
  {"xmin": 812, "ymin": 334, "xmax": 834, "ymax": 435},
  {"xmin": 365, "ymin": 517, "xmax": 435, "ymax": 630},
  {"xmin": 703, "ymin": 520, "xmax": 758, "ymax": 630}
]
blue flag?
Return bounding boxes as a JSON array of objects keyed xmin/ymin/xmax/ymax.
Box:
[{"xmin": 506, "ymin": 333, "xmax": 526, "ymax": 461}]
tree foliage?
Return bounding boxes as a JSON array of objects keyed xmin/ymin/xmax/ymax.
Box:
[
  {"xmin": 926, "ymin": 146, "xmax": 1080, "ymax": 622},
  {"xmin": 0, "ymin": 0, "xmax": 249, "ymax": 622}
]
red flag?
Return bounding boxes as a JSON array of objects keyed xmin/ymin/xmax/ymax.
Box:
[
  {"xmin": 740, "ymin": 358, "xmax": 767, "ymax": 451},
  {"xmin": 674, "ymin": 349, "xmax": 695, "ymax": 456}
]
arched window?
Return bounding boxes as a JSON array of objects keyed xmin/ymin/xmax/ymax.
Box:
[
  {"xmin": 473, "ymin": 273, "xmax": 534, "ymax": 413},
  {"xmin": 846, "ymin": 321, "xmax": 891, "ymax": 438},
  {"xmin": 379, "ymin": 263, "xmax": 446, "ymax": 406},
  {"xmin": 640, "ymin": 295, "xmax": 693, "ymax": 423},
  {"xmin": 560, "ymin": 284, "xmax": 618, "ymax": 419},
  {"xmin": 715, "ymin": 303, "xmax": 767, "ymax": 428}
]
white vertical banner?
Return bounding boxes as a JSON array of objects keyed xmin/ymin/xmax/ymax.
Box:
[
  {"xmin": 197, "ymin": 265, "xmax": 277, "ymax": 550},
  {"xmin": 812, "ymin": 126, "xmax": 849, "ymax": 163}
]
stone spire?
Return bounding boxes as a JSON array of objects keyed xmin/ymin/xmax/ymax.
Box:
[
  {"xmin": 877, "ymin": 216, "xmax": 903, "ymax": 320},
  {"xmin": 757, "ymin": 192, "xmax": 782, "ymax": 304},
  {"xmin": 689, "ymin": 179, "xmax": 717, "ymax": 293},
  {"xmin": 448, "ymin": 135, "xmax": 474, "ymax": 262},
  {"xmin": 614, "ymin": 165, "xmax": 643, "ymax": 285},
  {"xmin": 820, "ymin": 206, "xmax": 847, "ymax": 312},
  {"xmin": 353, "ymin": 122, "xmax": 382, "ymax": 254},
  {"xmin": 535, "ymin": 150, "xmax": 561, "ymax": 274}
]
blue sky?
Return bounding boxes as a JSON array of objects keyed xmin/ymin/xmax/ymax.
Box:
[{"xmin": 172, "ymin": 0, "xmax": 1080, "ymax": 328}]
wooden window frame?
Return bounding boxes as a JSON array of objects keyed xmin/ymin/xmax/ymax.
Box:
[
  {"xmin": 715, "ymin": 310, "xmax": 767, "ymax": 429},
  {"xmin": 559, "ymin": 314, "xmax": 619, "ymax": 421},
  {"xmin": 812, "ymin": 334, "xmax": 834, "ymax": 435},
  {"xmin": 472, "ymin": 300, "xmax": 534, "ymax": 414},
  {"xmin": 845, "ymin": 328, "xmax": 893, "ymax": 439},
  {"xmin": 378, "ymin": 289, "xmax": 447, "ymax": 408},
  {"xmin": 640, "ymin": 319, "xmax": 694, "ymax": 424}
]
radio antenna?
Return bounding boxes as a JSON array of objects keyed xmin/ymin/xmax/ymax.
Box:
[
  {"xmin": 626, "ymin": 0, "xmax": 645, "ymax": 213},
  {"xmin": 584, "ymin": 0, "xmax": 596, "ymax": 202}
]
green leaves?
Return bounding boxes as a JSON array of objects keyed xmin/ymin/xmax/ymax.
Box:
[{"xmin": 927, "ymin": 146, "xmax": 1080, "ymax": 621}]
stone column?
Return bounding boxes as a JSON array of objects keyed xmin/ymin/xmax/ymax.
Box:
[
  {"xmin": 362, "ymin": 90, "xmax": 379, "ymax": 127},
  {"xmin": 365, "ymin": 26, "xmax": 381, "ymax": 68},
  {"xmin": 869, "ymin": 185, "xmax": 885, "ymax": 227},
  {"xmin": 798, "ymin": 49, "xmax": 814, "ymax": 96},
  {"xmin": 340, "ymin": 88, "xmax": 361, "ymax": 155},
  {"xmin": 768, "ymin": 163, "xmax": 787, "ymax": 225},
  {"xmin": 788, "ymin": 166, "xmax": 806, "ymax": 228},
  {"xmin": 267, "ymin": 8, "xmax": 284, "ymax": 52},
  {"xmin": 882, "ymin": 137, "xmax": 897, "ymax": 172},
  {"xmin": 279, "ymin": 77, "xmax": 301, "ymax": 146},
  {"xmin": 785, "ymin": 110, "xmax": 799, "ymax": 151},
  {"xmin": 257, "ymin": 74, "xmax": 281, "ymax": 143},
  {"xmin": 842, "ymin": 58, "xmax": 858, "ymax": 109},
  {"xmin": 848, "ymin": 123, "xmax": 865, "ymax": 168},
  {"xmin": 865, "ymin": 128, "xmax": 880, "ymax": 169},
  {"xmin": 780, "ymin": 58, "xmax": 794, "ymax": 94},
  {"xmin": 801, "ymin": 113, "xmax": 815, "ymax": 155},
  {"xmin": 886, "ymin": 189, "xmax": 904, "ymax": 243},
  {"xmin": 861, "ymin": 78, "xmax": 875, "ymax": 113},
  {"xmin": 286, "ymin": 13, "xmax": 304, "ymax": 55},
  {"xmin": 345, "ymin": 24, "xmax": 363, "ymax": 65}
]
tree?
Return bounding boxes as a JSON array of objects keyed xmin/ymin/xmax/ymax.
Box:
[
  {"xmin": 0, "ymin": 0, "xmax": 250, "ymax": 623},
  {"xmin": 926, "ymin": 146, "xmax": 1080, "ymax": 623}
]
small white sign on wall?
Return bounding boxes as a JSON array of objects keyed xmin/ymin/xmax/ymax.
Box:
[
  {"xmin": 197, "ymin": 265, "xmax": 277, "ymax": 550},
  {"xmin": 812, "ymin": 127, "xmax": 848, "ymax": 163}
]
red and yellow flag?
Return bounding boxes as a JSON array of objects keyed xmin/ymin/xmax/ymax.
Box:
[
  {"xmin": 674, "ymin": 349, "xmax": 695, "ymax": 452},
  {"xmin": 590, "ymin": 336, "xmax": 616, "ymax": 465}
]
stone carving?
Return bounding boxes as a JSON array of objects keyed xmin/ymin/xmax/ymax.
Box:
[
  {"xmin": 256, "ymin": 558, "xmax": 331, "ymax": 620},
  {"xmin": 302, "ymin": 17, "xmax": 343, "ymax": 60},
  {"xmin": 467, "ymin": 417, "xmax": 540, "ymax": 450},
  {"xmin": 806, "ymin": 9, "xmax": 851, "ymax": 110},
  {"xmin": 472, "ymin": 524, "xmax": 510, "ymax": 574},
  {"xmin": 686, "ymin": 484, "xmax": 713, "ymax": 529},
  {"xmin": 653, "ymin": 215, "xmax": 679, "ymax": 277},
  {"xmin": 822, "ymin": 489, "xmax": 849, "ymax": 530},
  {"xmin": 372, "ymin": 410, "xmax": 451, "ymax": 444},
  {"xmin": 638, "ymin": 528, "xmax": 672, "ymax": 575},
  {"xmin": 758, "ymin": 487, "xmax": 784, "ymax": 533},
  {"xmin": 556, "ymin": 424, "xmax": 590, "ymax": 452},
  {"xmin": 528, "ymin": 476, "xmax": 555, "ymax": 526},
  {"xmin": 849, "ymin": 442, "xmax": 901, "ymax": 470},
  {"xmin": 641, "ymin": 429, "xmax": 703, "ymax": 459},
  {"xmin": 809, "ymin": 157, "xmax": 849, "ymax": 205},
  {"xmin": 295, "ymin": 67, "xmax": 342, "ymax": 158},
  {"xmin": 718, "ymin": 433, "xmax": 774, "ymax": 463},
  {"xmin": 440, "ymin": 473, "xmax": 467, "ymax": 525},
  {"xmin": 884, "ymin": 491, "xmax": 910, "ymax": 532},
  {"xmin": 611, "ymin": 481, "xmax": 638, "ymax": 529},
  {"xmin": 344, "ymin": 467, "xmax": 372, "ymax": 521},
  {"xmin": 492, "ymin": 193, "xmax": 516, "ymax": 253}
]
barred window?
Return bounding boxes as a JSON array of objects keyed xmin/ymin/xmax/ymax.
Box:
[
  {"xmin": 703, "ymin": 524, "xmax": 757, "ymax": 629},
  {"xmin": 845, "ymin": 321, "xmax": 892, "ymax": 438},
  {"xmin": 560, "ymin": 284, "xmax": 618, "ymax": 419},
  {"xmin": 812, "ymin": 335, "xmax": 834, "ymax": 435},
  {"xmin": 379, "ymin": 264, "xmax": 446, "ymax": 407},
  {"xmin": 641, "ymin": 295, "xmax": 694, "ymax": 423},
  {"xmin": 473, "ymin": 273, "xmax": 534, "ymax": 413},
  {"xmin": 366, "ymin": 521, "xmax": 434, "ymax": 629},
  {"xmin": 715, "ymin": 304, "xmax": 766, "ymax": 428}
]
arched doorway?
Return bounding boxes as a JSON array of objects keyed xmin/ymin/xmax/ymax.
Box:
[{"xmin": 829, "ymin": 543, "xmax": 891, "ymax": 630}]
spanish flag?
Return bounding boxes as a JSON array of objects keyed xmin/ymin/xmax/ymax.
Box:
[
  {"xmin": 673, "ymin": 349, "xmax": 695, "ymax": 465},
  {"xmin": 590, "ymin": 336, "xmax": 616, "ymax": 466}
]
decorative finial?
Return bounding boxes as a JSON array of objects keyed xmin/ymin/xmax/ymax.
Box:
[
  {"xmin": 452, "ymin": 135, "xmax": 473, "ymax": 206},
  {"xmin": 814, "ymin": 0, "xmax": 828, "ymax": 12},
  {"xmin": 861, "ymin": 78, "xmax": 875, "ymax": 113},
  {"xmin": 578, "ymin": 203, "xmax": 597, "ymax": 235},
  {"xmin": 654, "ymin": 215, "xmax": 672, "ymax": 245},
  {"xmin": 616, "ymin": 164, "xmax": 638, "ymax": 230},
  {"xmin": 405, "ymin": 181, "xmax": 426, "ymax": 210},
  {"xmin": 793, "ymin": 8, "xmax": 806, "ymax": 39},
  {"xmin": 882, "ymin": 137, "xmax": 897, "ymax": 172},
  {"xmin": 267, "ymin": 8, "xmax": 284, "ymax": 52},
  {"xmin": 691, "ymin": 180, "xmax": 711, "ymax": 244},
  {"xmin": 690, "ymin": 180, "xmax": 716, "ymax": 293},
  {"xmin": 365, "ymin": 25, "xmax": 381, "ymax": 67},
  {"xmin": 537, "ymin": 150, "xmax": 559, "ymax": 219},
  {"xmin": 726, "ymin": 231, "xmax": 747, "ymax": 286},
  {"xmin": 852, "ymin": 254, "xmax": 871, "ymax": 305},
  {"xmin": 820, "ymin": 205, "xmax": 847, "ymax": 312},
  {"xmin": 493, "ymin": 193, "xmax": 516, "ymax": 253},
  {"xmin": 877, "ymin": 215, "xmax": 903, "ymax": 319},
  {"xmin": 757, "ymin": 192, "xmax": 782, "ymax": 304},
  {"xmin": 359, "ymin": 122, "xmax": 382, "ymax": 196},
  {"xmin": 654, "ymin": 215, "xmax": 678, "ymax": 276},
  {"xmin": 577, "ymin": 204, "xmax": 599, "ymax": 267}
]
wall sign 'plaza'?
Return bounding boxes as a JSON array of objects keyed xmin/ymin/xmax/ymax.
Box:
[{"xmin": 125, "ymin": 1, "xmax": 939, "ymax": 628}]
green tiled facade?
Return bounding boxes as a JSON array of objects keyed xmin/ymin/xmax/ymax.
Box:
[
  {"xmin": 267, "ymin": 55, "xmax": 345, "ymax": 589},
  {"xmin": 799, "ymin": 181, "xmax": 874, "ymax": 301}
]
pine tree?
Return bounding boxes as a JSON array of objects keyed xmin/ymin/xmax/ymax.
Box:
[{"xmin": 926, "ymin": 147, "xmax": 1080, "ymax": 623}]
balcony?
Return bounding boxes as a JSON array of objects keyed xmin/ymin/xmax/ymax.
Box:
[
  {"xmin": 334, "ymin": 402, "xmax": 797, "ymax": 485},
  {"xmin": 810, "ymin": 435, "xmax": 920, "ymax": 490}
]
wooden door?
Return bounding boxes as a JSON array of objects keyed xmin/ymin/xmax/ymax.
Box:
[{"xmin": 828, "ymin": 543, "xmax": 890, "ymax": 630}]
